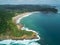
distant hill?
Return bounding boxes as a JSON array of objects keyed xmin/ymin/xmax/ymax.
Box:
[
  {"xmin": 0, "ymin": 5, "xmax": 58, "ymax": 13},
  {"xmin": 0, "ymin": 5, "xmax": 58, "ymax": 40}
]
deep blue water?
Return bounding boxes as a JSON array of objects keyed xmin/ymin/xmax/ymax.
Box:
[{"xmin": 20, "ymin": 12, "xmax": 60, "ymax": 45}]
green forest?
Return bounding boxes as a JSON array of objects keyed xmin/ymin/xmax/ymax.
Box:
[{"xmin": 0, "ymin": 5, "xmax": 58, "ymax": 40}]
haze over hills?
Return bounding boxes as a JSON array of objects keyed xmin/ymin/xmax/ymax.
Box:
[
  {"xmin": 0, "ymin": 0, "xmax": 60, "ymax": 45},
  {"xmin": 0, "ymin": 0, "xmax": 60, "ymax": 5},
  {"xmin": 0, "ymin": 5, "xmax": 58, "ymax": 13}
]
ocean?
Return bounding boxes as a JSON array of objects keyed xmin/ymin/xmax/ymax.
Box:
[
  {"xmin": 0, "ymin": 6, "xmax": 60, "ymax": 45},
  {"xmin": 20, "ymin": 11, "xmax": 60, "ymax": 45}
]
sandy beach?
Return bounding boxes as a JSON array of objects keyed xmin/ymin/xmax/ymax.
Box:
[
  {"xmin": 12, "ymin": 12, "xmax": 40, "ymax": 24},
  {"xmin": 12, "ymin": 12, "xmax": 33, "ymax": 24},
  {"xmin": 12, "ymin": 12, "xmax": 40, "ymax": 41}
]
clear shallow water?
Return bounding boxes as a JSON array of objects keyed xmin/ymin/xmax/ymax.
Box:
[
  {"xmin": 0, "ymin": 12, "xmax": 60, "ymax": 45},
  {"xmin": 0, "ymin": 13, "xmax": 60, "ymax": 45},
  {"xmin": 20, "ymin": 12, "xmax": 60, "ymax": 45}
]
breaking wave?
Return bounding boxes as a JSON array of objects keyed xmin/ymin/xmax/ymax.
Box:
[
  {"xmin": 0, "ymin": 39, "xmax": 40, "ymax": 45},
  {"xmin": 0, "ymin": 12, "xmax": 40, "ymax": 45}
]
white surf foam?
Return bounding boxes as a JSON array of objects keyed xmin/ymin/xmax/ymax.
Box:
[
  {"xmin": 16, "ymin": 12, "xmax": 40, "ymax": 24},
  {"xmin": 0, "ymin": 39, "xmax": 40, "ymax": 45},
  {"xmin": 0, "ymin": 12, "xmax": 40, "ymax": 45},
  {"xmin": 21, "ymin": 27, "xmax": 40, "ymax": 41},
  {"xmin": 16, "ymin": 12, "xmax": 40, "ymax": 41},
  {"xmin": 16, "ymin": 12, "xmax": 40, "ymax": 45}
]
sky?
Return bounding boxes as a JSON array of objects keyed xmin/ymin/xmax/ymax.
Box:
[{"xmin": 0, "ymin": 0, "xmax": 60, "ymax": 5}]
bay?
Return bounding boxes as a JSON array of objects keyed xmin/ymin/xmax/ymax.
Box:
[{"xmin": 20, "ymin": 12, "xmax": 60, "ymax": 45}]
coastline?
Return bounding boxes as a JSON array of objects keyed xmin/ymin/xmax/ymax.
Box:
[
  {"xmin": 12, "ymin": 12, "xmax": 40, "ymax": 41},
  {"xmin": 0, "ymin": 12, "xmax": 40, "ymax": 45}
]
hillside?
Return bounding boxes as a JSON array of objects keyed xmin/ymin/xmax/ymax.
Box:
[{"xmin": 0, "ymin": 5, "xmax": 58, "ymax": 40}]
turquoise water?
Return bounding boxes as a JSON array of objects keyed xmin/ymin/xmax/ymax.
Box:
[{"xmin": 20, "ymin": 12, "xmax": 60, "ymax": 45}]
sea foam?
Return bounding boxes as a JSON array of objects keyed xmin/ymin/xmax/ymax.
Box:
[
  {"xmin": 0, "ymin": 12, "xmax": 40, "ymax": 45},
  {"xmin": 0, "ymin": 39, "xmax": 40, "ymax": 45}
]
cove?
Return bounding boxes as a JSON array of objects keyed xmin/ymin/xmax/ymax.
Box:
[{"xmin": 20, "ymin": 12, "xmax": 60, "ymax": 45}]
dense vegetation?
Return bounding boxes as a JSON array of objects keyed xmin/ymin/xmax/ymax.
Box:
[
  {"xmin": 0, "ymin": 5, "xmax": 58, "ymax": 39},
  {"xmin": 0, "ymin": 10, "xmax": 34, "ymax": 38},
  {"xmin": 0, "ymin": 5, "xmax": 58, "ymax": 13}
]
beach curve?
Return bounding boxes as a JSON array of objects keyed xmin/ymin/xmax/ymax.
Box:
[{"xmin": 12, "ymin": 12, "xmax": 40, "ymax": 41}]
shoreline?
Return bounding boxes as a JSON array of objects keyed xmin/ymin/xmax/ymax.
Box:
[{"xmin": 12, "ymin": 12, "xmax": 40, "ymax": 41}]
